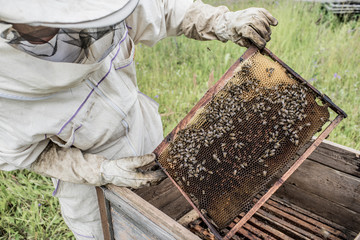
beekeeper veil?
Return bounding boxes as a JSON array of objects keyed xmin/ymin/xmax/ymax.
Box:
[{"xmin": 0, "ymin": 0, "xmax": 139, "ymax": 62}]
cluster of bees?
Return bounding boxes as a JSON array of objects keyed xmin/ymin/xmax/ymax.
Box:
[{"xmin": 165, "ymin": 65, "xmax": 315, "ymax": 203}]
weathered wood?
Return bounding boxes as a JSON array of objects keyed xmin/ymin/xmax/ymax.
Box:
[
  {"xmin": 96, "ymin": 186, "xmax": 114, "ymax": 240},
  {"xmin": 266, "ymin": 198, "xmax": 348, "ymax": 239},
  {"xmin": 106, "ymin": 186, "xmax": 200, "ymax": 240},
  {"xmin": 159, "ymin": 194, "xmax": 193, "ymax": 221},
  {"xmin": 235, "ymin": 228, "xmax": 261, "ymax": 240},
  {"xmin": 110, "ymin": 208, "xmax": 155, "ymax": 240},
  {"xmin": 234, "ymin": 216, "xmax": 297, "ymax": 240},
  {"xmin": 269, "ymin": 196, "xmax": 348, "ymax": 231},
  {"xmin": 241, "ymin": 222, "xmax": 278, "ymax": 240},
  {"xmin": 273, "ymin": 140, "xmax": 360, "ymax": 236},
  {"xmin": 189, "ymin": 223, "xmax": 216, "ymax": 240},
  {"xmin": 255, "ymin": 212, "xmax": 313, "ymax": 240},
  {"xmin": 257, "ymin": 207, "xmax": 329, "ymax": 240},
  {"xmin": 270, "ymin": 196, "xmax": 357, "ymax": 239},
  {"xmin": 135, "ymin": 179, "xmax": 192, "ymax": 220},
  {"xmin": 134, "ymin": 178, "xmax": 175, "ymax": 200},
  {"xmin": 275, "ymin": 182, "xmax": 360, "ymax": 233},
  {"xmin": 226, "ymin": 224, "xmax": 262, "ymax": 240},
  {"xmin": 284, "ymin": 159, "xmax": 360, "ymax": 213},
  {"xmin": 177, "ymin": 209, "xmax": 199, "ymax": 227},
  {"xmin": 306, "ymin": 140, "xmax": 360, "ymax": 178}
]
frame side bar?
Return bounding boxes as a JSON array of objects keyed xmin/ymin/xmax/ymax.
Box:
[
  {"xmin": 223, "ymin": 115, "xmax": 344, "ymax": 240},
  {"xmin": 96, "ymin": 186, "xmax": 114, "ymax": 240}
]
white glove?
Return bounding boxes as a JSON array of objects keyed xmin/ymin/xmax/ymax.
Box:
[
  {"xmin": 100, "ymin": 154, "xmax": 166, "ymax": 188},
  {"xmin": 181, "ymin": 0, "xmax": 278, "ymax": 49},
  {"xmin": 30, "ymin": 143, "xmax": 165, "ymax": 189}
]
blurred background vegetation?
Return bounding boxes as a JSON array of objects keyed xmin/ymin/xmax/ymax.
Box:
[{"xmin": 1, "ymin": 0, "xmax": 359, "ymax": 239}]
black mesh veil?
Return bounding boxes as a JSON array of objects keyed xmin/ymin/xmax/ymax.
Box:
[{"xmin": 1, "ymin": 22, "xmax": 126, "ymax": 63}]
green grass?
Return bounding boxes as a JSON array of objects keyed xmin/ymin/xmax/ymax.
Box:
[
  {"xmin": 1, "ymin": 1, "xmax": 359, "ymax": 239},
  {"xmin": 137, "ymin": 0, "xmax": 360, "ymax": 148},
  {"xmin": 0, "ymin": 171, "xmax": 73, "ymax": 239}
]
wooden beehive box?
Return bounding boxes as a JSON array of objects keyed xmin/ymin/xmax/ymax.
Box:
[{"xmin": 97, "ymin": 140, "xmax": 360, "ymax": 239}]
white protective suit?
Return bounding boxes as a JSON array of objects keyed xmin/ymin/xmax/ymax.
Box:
[
  {"xmin": 0, "ymin": 0, "xmax": 193, "ymax": 238},
  {"xmin": 0, "ymin": 0, "xmax": 277, "ymax": 239}
]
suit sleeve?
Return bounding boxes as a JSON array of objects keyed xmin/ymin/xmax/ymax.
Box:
[
  {"xmin": 0, "ymin": 139, "xmax": 49, "ymax": 171},
  {"xmin": 126, "ymin": 0, "xmax": 194, "ymax": 46}
]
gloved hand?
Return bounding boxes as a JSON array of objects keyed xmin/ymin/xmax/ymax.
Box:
[
  {"xmin": 181, "ymin": 0, "xmax": 278, "ymax": 49},
  {"xmin": 100, "ymin": 154, "xmax": 166, "ymax": 188},
  {"xmin": 30, "ymin": 143, "xmax": 166, "ymax": 188}
]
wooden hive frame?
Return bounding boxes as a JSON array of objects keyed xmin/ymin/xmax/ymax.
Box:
[{"xmin": 152, "ymin": 46, "xmax": 347, "ymax": 239}]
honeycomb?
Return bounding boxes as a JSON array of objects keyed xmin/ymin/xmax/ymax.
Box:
[{"xmin": 157, "ymin": 51, "xmax": 329, "ymax": 230}]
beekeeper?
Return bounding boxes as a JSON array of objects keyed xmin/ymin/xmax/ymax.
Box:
[{"xmin": 0, "ymin": 0, "xmax": 277, "ymax": 239}]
